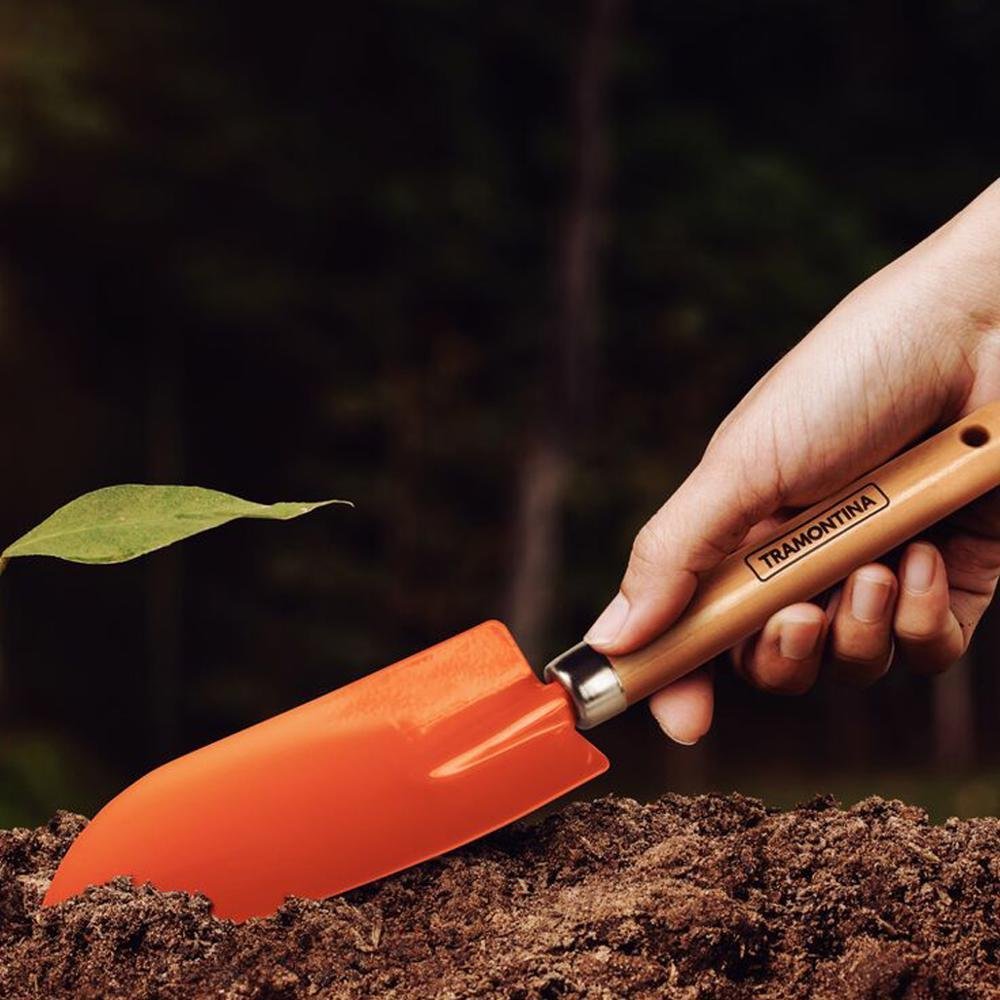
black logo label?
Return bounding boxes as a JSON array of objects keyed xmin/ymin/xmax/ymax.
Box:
[{"xmin": 745, "ymin": 483, "xmax": 890, "ymax": 581}]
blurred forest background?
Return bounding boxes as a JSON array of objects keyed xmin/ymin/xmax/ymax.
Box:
[{"xmin": 1, "ymin": 0, "xmax": 999, "ymax": 827}]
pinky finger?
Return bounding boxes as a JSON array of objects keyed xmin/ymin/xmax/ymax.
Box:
[{"xmin": 894, "ymin": 542, "xmax": 964, "ymax": 674}]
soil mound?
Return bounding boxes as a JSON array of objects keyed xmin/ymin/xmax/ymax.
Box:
[{"xmin": 1, "ymin": 794, "xmax": 998, "ymax": 998}]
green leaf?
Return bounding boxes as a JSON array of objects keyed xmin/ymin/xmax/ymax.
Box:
[{"xmin": 2, "ymin": 485, "xmax": 351, "ymax": 565}]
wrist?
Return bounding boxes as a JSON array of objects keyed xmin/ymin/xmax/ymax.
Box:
[{"xmin": 927, "ymin": 183, "xmax": 1000, "ymax": 357}]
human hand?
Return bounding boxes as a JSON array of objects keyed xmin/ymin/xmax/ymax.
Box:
[{"xmin": 586, "ymin": 179, "xmax": 1000, "ymax": 744}]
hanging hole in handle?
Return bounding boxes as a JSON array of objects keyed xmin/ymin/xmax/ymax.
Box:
[{"xmin": 961, "ymin": 424, "xmax": 990, "ymax": 447}]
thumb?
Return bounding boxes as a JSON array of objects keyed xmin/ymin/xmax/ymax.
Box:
[{"xmin": 585, "ymin": 441, "xmax": 776, "ymax": 654}]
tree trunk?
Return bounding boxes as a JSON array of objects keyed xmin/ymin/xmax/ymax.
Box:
[
  {"xmin": 145, "ymin": 336, "xmax": 184, "ymax": 759},
  {"xmin": 506, "ymin": 0, "xmax": 622, "ymax": 662},
  {"xmin": 933, "ymin": 653, "xmax": 975, "ymax": 772}
]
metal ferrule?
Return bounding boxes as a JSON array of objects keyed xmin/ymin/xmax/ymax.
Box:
[{"xmin": 543, "ymin": 642, "xmax": 627, "ymax": 730}]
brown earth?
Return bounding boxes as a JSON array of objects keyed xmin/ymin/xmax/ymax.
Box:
[{"xmin": 1, "ymin": 794, "xmax": 998, "ymax": 999}]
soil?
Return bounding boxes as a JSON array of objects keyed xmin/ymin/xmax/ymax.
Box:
[{"xmin": 1, "ymin": 794, "xmax": 998, "ymax": 999}]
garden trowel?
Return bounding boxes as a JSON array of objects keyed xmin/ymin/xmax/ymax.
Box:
[{"xmin": 45, "ymin": 405, "xmax": 1000, "ymax": 920}]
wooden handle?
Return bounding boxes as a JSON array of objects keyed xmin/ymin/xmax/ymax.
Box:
[{"xmin": 610, "ymin": 403, "xmax": 1000, "ymax": 705}]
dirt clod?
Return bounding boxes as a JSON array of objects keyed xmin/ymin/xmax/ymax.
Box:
[{"xmin": 1, "ymin": 794, "xmax": 998, "ymax": 998}]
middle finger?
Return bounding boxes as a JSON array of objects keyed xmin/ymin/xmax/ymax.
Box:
[{"xmin": 827, "ymin": 563, "xmax": 897, "ymax": 686}]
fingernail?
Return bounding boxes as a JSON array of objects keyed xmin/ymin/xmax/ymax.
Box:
[
  {"xmin": 851, "ymin": 570, "xmax": 893, "ymax": 622},
  {"xmin": 585, "ymin": 592, "xmax": 630, "ymax": 646},
  {"xmin": 650, "ymin": 705, "xmax": 698, "ymax": 745},
  {"xmin": 779, "ymin": 617, "xmax": 822, "ymax": 660},
  {"xmin": 903, "ymin": 544, "xmax": 936, "ymax": 594}
]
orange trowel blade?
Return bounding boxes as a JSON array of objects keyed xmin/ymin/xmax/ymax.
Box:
[{"xmin": 44, "ymin": 621, "xmax": 607, "ymax": 920}]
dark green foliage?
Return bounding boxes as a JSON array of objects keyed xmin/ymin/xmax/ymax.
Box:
[{"xmin": 0, "ymin": 1, "xmax": 997, "ymax": 820}]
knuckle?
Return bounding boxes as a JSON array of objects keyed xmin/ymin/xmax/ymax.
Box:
[
  {"xmin": 894, "ymin": 618, "xmax": 947, "ymax": 642},
  {"xmin": 832, "ymin": 611, "xmax": 891, "ymax": 656},
  {"xmin": 630, "ymin": 521, "xmax": 670, "ymax": 573},
  {"xmin": 776, "ymin": 675, "xmax": 816, "ymax": 696},
  {"xmin": 760, "ymin": 675, "xmax": 814, "ymax": 697},
  {"xmin": 828, "ymin": 651, "xmax": 891, "ymax": 687},
  {"xmin": 749, "ymin": 656, "xmax": 817, "ymax": 696},
  {"xmin": 895, "ymin": 622, "xmax": 965, "ymax": 674},
  {"xmin": 895, "ymin": 603, "xmax": 954, "ymax": 642},
  {"xmin": 833, "ymin": 630, "xmax": 889, "ymax": 664}
]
